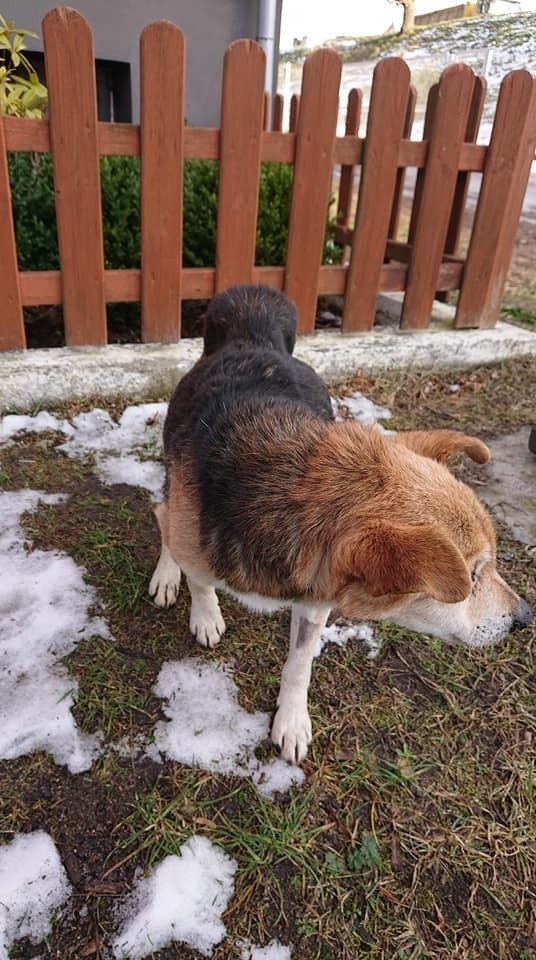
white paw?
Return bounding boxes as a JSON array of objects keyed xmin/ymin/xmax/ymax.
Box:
[
  {"xmin": 271, "ymin": 701, "xmax": 312, "ymax": 765},
  {"xmin": 190, "ymin": 607, "xmax": 226, "ymax": 649},
  {"xmin": 149, "ymin": 554, "xmax": 181, "ymax": 608}
]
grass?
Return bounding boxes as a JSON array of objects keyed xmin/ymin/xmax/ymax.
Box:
[
  {"xmin": 0, "ymin": 355, "xmax": 535, "ymax": 959},
  {"xmin": 501, "ymin": 304, "xmax": 536, "ymax": 332}
]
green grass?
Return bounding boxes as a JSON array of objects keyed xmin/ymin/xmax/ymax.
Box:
[
  {"xmin": 501, "ymin": 304, "xmax": 536, "ymax": 331},
  {"xmin": 0, "ymin": 356, "xmax": 534, "ymax": 958}
]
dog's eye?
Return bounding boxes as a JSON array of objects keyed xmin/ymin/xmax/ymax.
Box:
[{"xmin": 471, "ymin": 566, "xmax": 480, "ymax": 585}]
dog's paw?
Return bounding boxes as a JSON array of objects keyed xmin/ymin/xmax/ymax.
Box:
[
  {"xmin": 271, "ymin": 702, "xmax": 312, "ymax": 765},
  {"xmin": 149, "ymin": 557, "xmax": 182, "ymax": 608},
  {"xmin": 190, "ymin": 607, "xmax": 226, "ymax": 649}
]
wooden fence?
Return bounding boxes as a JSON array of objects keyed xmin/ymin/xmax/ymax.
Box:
[{"xmin": 1, "ymin": 6, "xmax": 535, "ymax": 351}]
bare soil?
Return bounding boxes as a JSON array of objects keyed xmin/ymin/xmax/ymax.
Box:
[{"xmin": 1, "ymin": 358, "xmax": 535, "ymax": 959}]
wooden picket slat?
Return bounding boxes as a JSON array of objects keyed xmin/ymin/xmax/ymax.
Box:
[
  {"xmin": 289, "ymin": 94, "xmax": 300, "ymax": 132},
  {"xmin": 263, "ymin": 91, "xmax": 270, "ymax": 131},
  {"xmin": 42, "ymin": 7, "xmax": 106, "ymax": 346},
  {"xmin": 444, "ymin": 76, "xmax": 486, "ymax": 256},
  {"xmin": 285, "ymin": 49, "xmax": 342, "ymax": 333},
  {"xmin": 216, "ymin": 40, "xmax": 265, "ymax": 290},
  {"xmin": 401, "ymin": 65, "xmax": 475, "ymax": 329},
  {"xmin": 140, "ymin": 22, "xmax": 184, "ymax": 342},
  {"xmin": 408, "ymin": 83, "xmax": 438, "ymax": 245},
  {"xmin": 273, "ymin": 93, "xmax": 284, "ymax": 132},
  {"xmin": 0, "ymin": 116, "xmax": 25, "ymax": 350},
  {"xmin": 456, "ymin": 70, "xmax": 536, "ymax": 329},
  {"xmin": 343, "ymin": 58, "xmax": 410, "ymax": 332},
  {"xmin": 436, "ymin": 75, "xmax": 486, "ymax": 303},
  {"xmin": 337, "ymin": 88, "xmax": 362, "ymax": 228},
  {"xmin": 387, "ymin": 84, "xmax": 416, "ymax": 241}
]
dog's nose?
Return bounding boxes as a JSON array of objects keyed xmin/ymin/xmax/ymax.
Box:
[{"xmin": 511, "ymin": 599, "xmax": 532, "ymax": 632}]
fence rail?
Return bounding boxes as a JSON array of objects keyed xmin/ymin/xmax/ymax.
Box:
[{"xmin": 1, "ymin": 5, "xmax": 535, "ymax": 351}]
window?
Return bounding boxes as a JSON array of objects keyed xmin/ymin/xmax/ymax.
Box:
[{"xmin": 23, "ymin": 50, "xmax": 132, "ymax": 123}]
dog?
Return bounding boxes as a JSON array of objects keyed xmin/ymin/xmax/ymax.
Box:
[{"xmin": 150, "ymin": 285, "xmax": 531, "ymax": 764}]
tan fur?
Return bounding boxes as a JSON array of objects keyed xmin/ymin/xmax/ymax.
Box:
[{"xmin": 152, "ymin": 412, "xmax": 529, "ymax": 764}]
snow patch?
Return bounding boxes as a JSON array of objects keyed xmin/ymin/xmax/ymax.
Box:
[
  {"xmin": 0, "ymin": 410, "xmax": 73, "ymax": 442},
  {"xmin": 148, "ymin": 659, "xmax": 304, "ymax": 797},
  {"xmin": 0, "ymin": 489, "xmax": 107, "ymax": 771},
  {"xmin": 0, "ymin": 831, "xmax": 71, "ymax": 960},
  {"xmin": 239, "ymin": 940, "xmax": 292, "ymax": 960},
  {"xmin": 112, "ymin": 836, "xmax": 236, "ymax": 959},
  {"xmin": 59, "ymin": 404, "xmax": 167, "ymax": 500},
  {"xmin": 317, "ymin": 620, "xmax": 381, "ymax": 660},
  {"xmin": 0, "ymin": 404, "xmax": 167, "ymax": 500},
  {"xmin": 331, "ymin": 392, "xmax": 391, "ymax": 427}
]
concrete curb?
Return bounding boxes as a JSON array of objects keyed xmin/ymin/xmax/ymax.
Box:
[{"xmin": 1, "ymin": 321, "xmax": 536, "ymax": 413}]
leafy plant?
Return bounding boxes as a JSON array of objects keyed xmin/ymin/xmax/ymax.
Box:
[
  {"xmin": 8, "ymin": 153, "xmax": 342, "ymax": 279},
  {"xmin": 325, "ymin": 830, "xmax": 382, "ymax": 877},
  {"xmin": 0, "ymin": 14, "xmax": 47, "ymax": 118}
]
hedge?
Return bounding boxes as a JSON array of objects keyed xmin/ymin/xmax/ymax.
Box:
[{"xmin": 9, "ymin": 153, "xmax": 341, "ymax": 277}]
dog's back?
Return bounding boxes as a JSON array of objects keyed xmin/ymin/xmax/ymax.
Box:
[{"xmin": 163, "ymin": 285, "xmax": 333, "ymax": 464}]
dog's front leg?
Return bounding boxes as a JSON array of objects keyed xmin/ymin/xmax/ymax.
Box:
[{"xmin": 272, "ymin": 604, "xmax": 330, "ymax": 764}]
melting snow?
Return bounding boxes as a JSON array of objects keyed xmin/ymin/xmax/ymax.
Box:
[
  {"xmin": 58, "ymin": 404, "xmax": 167, "ymax": 500},
  {"xmin": 148, "ymin": 659, "xmax": 304, "ymax": 797},
  {"xmin": 0, "ymin": 404, "xmax": 167, "ymax": 501},
  {"xmin": 0, "ymin": 490, "xmax": 107, "ymax": 772},
  {"xmin": 318, "ymin": 620, "xmax": 381, "ymax": 660},
  {"xmin": 112, "ymin": 836, "xmax": 237, "ymax": 959},
  {"xmin": 239, "ymin": 940, "xmax": 292, "ymax": 960},
  {"xmin": 331, "ymin": 392, "xmax": 392, "ymax": 427},
  {"xmin": 0, "ymin": 831, "xmax": 71, "ymax": 960}
]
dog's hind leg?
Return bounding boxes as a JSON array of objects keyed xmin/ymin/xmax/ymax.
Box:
[
  {"xmin": 272, "ymin": 603, "xmax": 331, "ymax": 764},
  {"xmin": 149, "ymin": 502, "xmax": 182, "ymax": 607},
  {"xmin": 187, "ymin": 576, "xmax": 226, "ymax": 649}
]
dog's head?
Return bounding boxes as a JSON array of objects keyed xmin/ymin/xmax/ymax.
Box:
[{"xmin": 330, "ymin": 428, "xmax": 531, "ymax": 647}]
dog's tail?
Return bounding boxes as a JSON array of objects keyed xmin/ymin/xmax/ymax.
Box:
[{"xmin": 203, "ymin": 284, "xmax": 297, "ymax": 357}]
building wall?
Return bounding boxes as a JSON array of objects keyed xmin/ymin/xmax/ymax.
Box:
[
  {"xmin": 4, "ymin": 0, "xmax": 264, "ymax": 125},
  {"xmin": 415, "ymin": 4, "xmax": 474, "ymax": 25}
]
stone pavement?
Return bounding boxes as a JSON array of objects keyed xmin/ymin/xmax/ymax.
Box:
[{"xmin": 477, "ymin": 427, "xmax": 535, "ymax": 550}]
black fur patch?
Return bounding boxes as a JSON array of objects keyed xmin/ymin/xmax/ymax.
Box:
[{"xmin": 163, "ymin": 285, "xmax": 334, "ymax": 590}]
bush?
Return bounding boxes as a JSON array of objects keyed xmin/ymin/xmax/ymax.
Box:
[
  {"xmin": 9, "ymin": 153, "xmax": 340, "ymax": 274},
  {"xmin": 8, "ymin": 152, "xmax": 58, "ymax": 270}
]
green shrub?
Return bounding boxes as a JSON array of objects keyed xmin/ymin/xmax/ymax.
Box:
[
  {"xmin": 257, "ymin": 163, "xmax": 293, "ymax": 266},
  {"xmin": 8, "ymin": 152, "xmax": 58, "ymax": 270},
  {"xmin": 100, "ymin": 156, "xmax": 141, "ymax": 269},
  {"xmin": 9, "ymin": 153, "xmax": 340, "ymax": 275},
  {"xmin": 183, "ymin": 159, "xmax": 218, "ymax": 267}
]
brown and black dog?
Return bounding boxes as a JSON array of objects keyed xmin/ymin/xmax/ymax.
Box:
[{"xmin": 150, "ymin": 285, "xmax": 531, "ymax": 763}]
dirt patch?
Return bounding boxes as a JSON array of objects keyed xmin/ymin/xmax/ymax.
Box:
[{"xmin": 1, "ymin": 361, "xmax": 535, "ymax": 960}]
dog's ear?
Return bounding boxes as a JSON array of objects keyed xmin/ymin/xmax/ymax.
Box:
[
  {"xmin": 394, "ymin": 429, "xmax": 489, "ymax": 465},
  {"xmin": 333, "ymin": 521, "xmax": 472, "ymax": 603}
]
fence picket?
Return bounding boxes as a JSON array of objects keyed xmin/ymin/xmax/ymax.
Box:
[
  {"xmin": 408, "ymin": 83, "xmax": 438, "ymax": 244},
  {"xmin": 343, "ymin": 58, "xmax": 410, "ymax": 332},
  {"xmin": 263, "ymin": 91, "xmax": 270, "ymax": 131},
  {"xmin": 0, "ymin": 116, "xmax": 24, "ymax": 350},
  {"xmin": 42, "ymin": 7, "xmax": 106, "ymax": 346},
  {"xmin": 273, "ymin": 93, "xmax": 284, "ymax": 132},
  {"xmin": 401, "ymin": 65, "xmax": 475, "ymax": 329},
  {"xmin": 216, "ymin": 41, "xmax": 265, "ymax": 291},
  {"xmin": 444, "ymin": 76, "xmax": 486, "ymax": 256},
  {"xmin": 456, "ymin": 70, "xmax": 536, "ymax": 328},
  {"xmin": 285, "ymin": 49, "xmax": 341, "ymax": 333},
  {"xmin": 289, "ymin": 94, "xmax": 300, "ymax": 132},
  {"xmin": 140, "ymin": 22, "xmax": 185, "ymax": 342},
  {"xmin": 387, "ymin": 84, "xmax": 416, "ymax": 241},
  {"xmin": 337, "ymin": 89, "xmax": 362, "ymax": 228}
]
